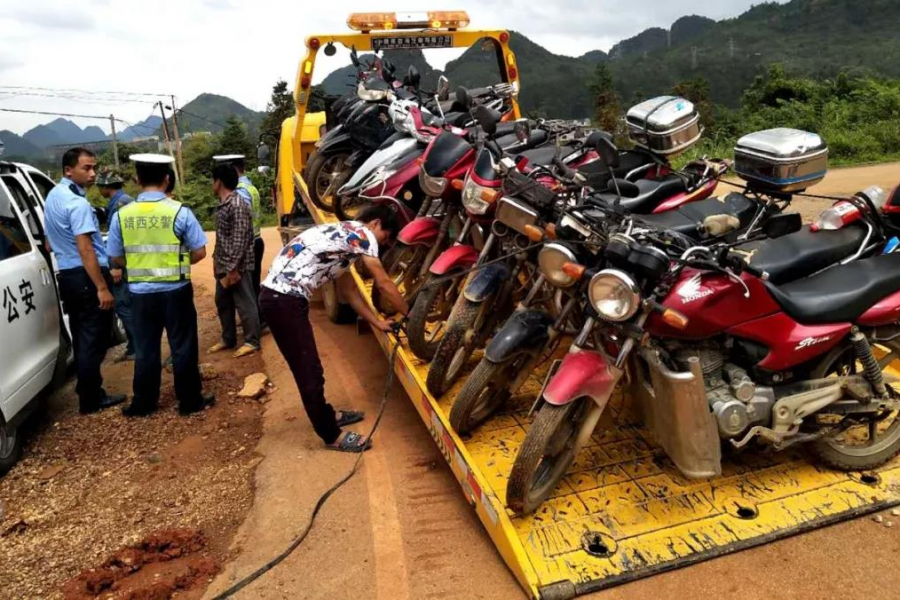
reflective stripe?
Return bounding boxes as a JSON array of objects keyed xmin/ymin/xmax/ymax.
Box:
[
  {"xmin": 128, "ymin": 267, "xmax": 192, "ymax": 277},
  {"xmin": 124, "ymin": 244, "xmax": 184, "ymax": 253}
]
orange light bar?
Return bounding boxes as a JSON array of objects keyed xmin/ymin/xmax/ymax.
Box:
[
  {"xmin": 662, "ymin": 308, "xmax": 689, "ymax": 330},
  {"xmin": 480, "ymin": 189, "xmax": 501, "ymax": 203},
  {"xmin": 561, "ymin": 262, "xmax": 586, "ymax": 281},
  {"xmin": 347, "ymin": 11, "xmax": 470, "ymax": 31},
  {"xmin": 524, "ymin": 225, "xmax": 545, "ymax": 243}
]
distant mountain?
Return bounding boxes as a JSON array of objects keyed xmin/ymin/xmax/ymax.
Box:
[
  {"xmin": 82, "ymin": 126, "xmax": 107, "ymax": 142},
  {"xmin": 22, "ymin": 118, "xmax": 109, "ymax": 148},
  {"xmin": 608, "ymin": 27, "xmax": 669, "ymax": 60},
  {"xmin": 0, "ymin": 130, "xmax": 42, "ymax": 159},
  {"xmin": 579, "ymin": 50, "xmax": 609, "ymax": 64},
  {"xmin": 118, "ymin": 115, "xmax": 163, "ymax": 142},
  {"xmin": 167, "ymin": 93, "xmax": 264, "ymax": 137}
]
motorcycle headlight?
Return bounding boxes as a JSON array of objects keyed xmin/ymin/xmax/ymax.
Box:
[
  {"xmin": 358, "ymin": 84, "xmax": 391, "ymax": 102},
  {"xmin": 461, "ymin": 176, "xmax": 498, "ymax": 215},
  {"xmin": 588, "ymin": 269, "xmax": 640, "ymax": 322},
  {"xmin": 538, "ymin": 243, "xmax": 579, "ymax": 288},
  {"xmin": 419, "ymin": 168, "xmax": 448, "ymax": 197}
]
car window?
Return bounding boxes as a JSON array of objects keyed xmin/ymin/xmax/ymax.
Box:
[
  {"xmin": 28, "ymin": 171, "xmax": 56, "ymax": 201},
  {"xmin": 0, "ymin": 175, "xmax": 41, "ymax": 238},
  {"xmin": 0, "ymin": 185, "xmax": 32, "ymax": 261}
]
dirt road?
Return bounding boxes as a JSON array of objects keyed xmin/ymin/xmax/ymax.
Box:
[
  {"xmin": 779, "ymin": 161, "xmax": 899, "ymax": 222},
  {"xmin": 209, "ymin": 162, "xmax": 900, "ymax": 600}
]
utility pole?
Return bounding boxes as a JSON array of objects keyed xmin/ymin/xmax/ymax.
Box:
[
  {"xmin": 157, "ymin": 101, "xmax": 181, "ymax": 189},
  {"xmin": 691, "ymin": 46, "xmax": 698, "ymax": 70},
  {"xmin": 109, "ymin": 114, "xmax": 119, "ymax": 169},
  {"xmin": 169, "ymin": 95, "xmax": 186, "ymax": 187}
]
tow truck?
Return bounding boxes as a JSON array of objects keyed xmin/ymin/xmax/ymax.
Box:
[{"xmin": 277, "ymin": 12, "xmax": 900, "ymax": 600}]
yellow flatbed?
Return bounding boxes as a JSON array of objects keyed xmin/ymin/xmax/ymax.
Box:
[{"xmin": 288, "ymin": 174, "xmax": 900, "ymax": 600}]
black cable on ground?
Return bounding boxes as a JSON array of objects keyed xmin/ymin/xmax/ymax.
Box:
[{"xmin": 211, "ymin": 339, "xmax": 403, "ymax": 599}]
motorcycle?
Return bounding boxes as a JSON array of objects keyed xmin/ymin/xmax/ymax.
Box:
[{"xmin": 505, "ymin": 196, "xmax": 900, "ymax": 514}]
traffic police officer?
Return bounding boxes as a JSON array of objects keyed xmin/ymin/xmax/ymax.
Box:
[
  {"xmin": 107, "ymin": 154, "xmax": 214, "ymax": 417},
  {"xmin": 213, "ymin": 155, "xmax": 264, "ymax": 319},
  {"xmin": 97, "ymin": 170, "xmax": 136, "ymax": 360},
  {"xmin": 45, "ymin": 147, "xmax": 126, "ymax": 414}
]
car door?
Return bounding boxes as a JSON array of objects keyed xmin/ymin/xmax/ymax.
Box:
[{"xmin": 0, "ymin": 179, "xmax": 60, "ymax": 420}]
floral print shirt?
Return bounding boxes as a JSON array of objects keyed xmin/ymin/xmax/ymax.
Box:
[{"xmin": 262, "ymin": 221, "xmax": 378, "ymax": 299}]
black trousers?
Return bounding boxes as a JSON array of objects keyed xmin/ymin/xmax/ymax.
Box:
[
  {"xmin": 259, "ymin": 287, "xmax": 340, "ymax": 444},
  {"xmin": 131, "ymin": 284, "xmax": 204, "ymax": 412},
  {"xmin": 57, "ymin": 267, "xmax": 114, "ymax": 411},
  {"xmin": 253, "ymin": 236, "xmax": 265, "ymax": 323},
  {"xmin": 215, "ymin": 271, "xmax": 261, "ymax": 348}
]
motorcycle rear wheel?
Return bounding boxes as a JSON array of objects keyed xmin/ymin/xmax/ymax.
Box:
[
  {"xmin": 810, "ymin": 340, "xmax": 900, "ymax": 470},
  {"xmin": 373, "ymin": 243, "xmax": 429, "ymax": 314},
  {"xmin": 506, "ymin": 398, "xmax": 593, "ymax": 515},
  {"xmin": 306, "ymin": 151, "xmax": 349, "ymax": 212}
]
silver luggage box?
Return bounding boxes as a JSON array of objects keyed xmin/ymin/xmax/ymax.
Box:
[
  {"xmin": 626, "ymin": 96, "xmax": 702, "ymax": 157},
  {"xmin": 734, "ymin": 128, "xmax": 828, "ymax": 193}
]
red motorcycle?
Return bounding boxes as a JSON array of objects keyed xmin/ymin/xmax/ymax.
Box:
[{"xmin": 506, "ymin": 217, "xmax": 900, "ymax": 515}]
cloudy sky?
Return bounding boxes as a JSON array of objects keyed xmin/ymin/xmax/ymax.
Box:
[{"xmin": 0, "ymin": 0, "xmax": 782, "ymax": 135}]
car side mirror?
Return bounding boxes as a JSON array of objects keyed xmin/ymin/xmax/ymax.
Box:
[
  {"xmin": 455, "ymin": 86, "xmax": 471, "ymax": 110},
  {"xmin": 514, "ymin": 119, "xmax": 532, "ymax": 143},
  {"xmin": 763, "ymin": 212, "xmax": 802, "ymax": 239},
  {"xmin": 472, "ymin": 104, "xmax": 499, "ymax": 137}
]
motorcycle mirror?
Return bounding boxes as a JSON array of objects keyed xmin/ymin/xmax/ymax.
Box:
[
  {"xmin": 455, "ymin": 86, "xmax": 471, "ymax": 110},
  {"xmin": 472, "ymin": 104, "xmax": 499, "ymax": 137},
  {"xmin": 350, "ymin": 46, "xmax": 360, "ymax": 68},
  {"xmin": 405, "ymin": 65, "xmax": 421, "ymax": 89},
  {"xmin": 763, "ymin": 212, "xmax": 802, "ymax": 239},
  {"xmin": 514, "ymin": 119, "xmax": 532, "ymax": 144},
  {"xmin": 590, "ymin": 131, "xmax": 620, "ymax": 169},
  {"xmin": 437, "ymin": 76, "xmax": 451, "ymax": 101},
  {"xmin": 385, "ymin": 60, "xmax": 396, "ymax": 75}
]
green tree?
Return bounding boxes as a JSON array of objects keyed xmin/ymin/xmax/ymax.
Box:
[
  {"xmin": 260, "ymin": 80, "xmax": 296, "ymax": 143},
  {"xmin": 671, "ymin": 77, "xmax": 715, "ymax": 130},
  {"xmin": 588, "ymin": 63, "xmax": 622, "ymax": 133},
  {"xmin": 214, "ymin": 116, "xmax": 254, "ymax": 166}
]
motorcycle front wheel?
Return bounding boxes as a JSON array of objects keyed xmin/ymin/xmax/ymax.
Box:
[
  {"xmin": 810, "ymin": 340, "xmax": 900, "ymax": 470},
  {"xmin": 334, "ymin": 193, "xmax": 368, "ymax": 222},
  {"xmin": 306, "ymin": 151, "xmax": 350, "ymax": 212},
  {"xmin": 507, "ymin": 398, "xmax": 597, "ymax": 515},
  {"xmin": 373, "ymin": 243, "xmax": 429, "ymax": 314},
  {"xmin": 407, "ymin": 274, "xmax": 463, "ymax": 362},
  {"xmin": 450, "ymin": 355, "xmax": 528, "ymax": 436},
  {"xmin": 426, "ymin": 295, "xmax": 491, "ymax": 397}
]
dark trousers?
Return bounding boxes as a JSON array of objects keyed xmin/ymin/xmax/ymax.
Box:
[
  {"xmin": 57, "ymin": 267, "xmax": 114, "ymax": 411},
  {"xmin": 215, "ymin": 271, "xmax": 261, "ymax": 348},
  {"xmin": 112, "ymin": 275, "xmax": 135, "ymax": 355},
  {"xmin": 253, "ymin": 236, "xmax": 265, "ymax": 323},
  {"xmin": 259, "ymin": 287, "xmax": 340, "ymax": 444},
  {"xmin": 131, "ymin": 284, "xmax": 203, "ymax": 412}
]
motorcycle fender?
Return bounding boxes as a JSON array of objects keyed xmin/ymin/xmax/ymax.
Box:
[
  {"xmin": 429, "ymin": 245, "xmax": 478, "ymax": 276},
  {"xmin": 651, "ymin": 178, "xmax": 719, "ymax": 214},
  {"xmin": 485, "ymin": 309, "xmax": 553, "ymax": 363},
  {"xmin": 463, "ymin": 263, "xmax": 510, "ymax": 303},
  {"xmin": 544, "ymin": 350, "xmax": 623, "ymax": 407},
  {"xmin": 397, "ymin": 217, "xmax": 441, "ymax": 246},
  {"xmin": 317, "ymin": 131, "xmax": 353, "ymax": 156}
]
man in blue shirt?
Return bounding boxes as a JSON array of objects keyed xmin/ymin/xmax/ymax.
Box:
[
  {"xmin": 44, "ymin": 147, "xmax": 126, "ymax": 414},
  {"xmin": 107, "ymin": 154, "xmax": 214, "ymax": 417},
  {"xmin": 97, "ymin": 170, "xmax": 136, "ymax": 360}
]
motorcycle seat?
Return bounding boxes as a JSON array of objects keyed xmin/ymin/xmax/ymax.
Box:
[
  {"xmin": 765, "ymin": 252, "xmax": 900, "ymax": 325},
  {"xmin": 576, "ymin": 150, "xmax": 656, "ymax": 189},
  {"xmin": 514, "ymin": 144, "xmax": 579, "ymax": 167},
  {"xmin": 636, "ymin": 192, "xmax": 758, "ymax": 234},
  {"xmin": 592, "ymin": 175, "xmax": 688, "ymax": 213},
  {"xmin": 735, "ymin": 223, "xmax": 870, "ymax": 285}
]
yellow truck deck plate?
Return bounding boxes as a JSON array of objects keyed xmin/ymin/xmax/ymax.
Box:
[{"xmin": 293, "ymin": 178, "xmax": 900, "ymax": 599}]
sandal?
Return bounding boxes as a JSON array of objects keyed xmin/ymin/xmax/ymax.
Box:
[
  {"xmin": 336, "ymin": 410, "xmax": 365, "ymax": 428},
  {"xmin": 233, "ymin": 344, "xmax": 259, "ymax": 358},
  {"xmin": 208, "ymin": 342, "xmax": 233, "ymax": 355},
  {"xmin": 326, "ymin": 431, "xmax": 372, "ymax": 453}
]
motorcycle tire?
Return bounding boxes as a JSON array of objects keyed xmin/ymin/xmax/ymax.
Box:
[
  {"xmin": 306, "ymin": 151, "xmax": 350, "ymax": 213},
  {"xmin": 506, "ymin": 398, "xmax": 593, "ymax": 516},
  {"xmin": 334, "ymin": 192, "xmax": 369, "ymax": 222},
  {"xmin": 426, "ymin": 295, "xmax": 489, "ymax": 397},
  {"xmin": 810, "ymin": 340, "xmax": 900, "ymax": 471},
  {"xmin": 450, "ymin": 357, "xmax": 522, "ymax": 436},
  {"xmin": 407, "ymin": 274, "xmax": 462, "ymax": 362},
  {"xmin": 373, "ymin": 243, "xmax": 429, "ymax": 315}
]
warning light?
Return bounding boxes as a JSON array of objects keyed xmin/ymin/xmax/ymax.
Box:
[
  {"xmin": 309, "ymin": 38, "xmax": 321, "ymax": 50},
  {"xmin": 347, "ymin": 11, "xmax": 470, "ymax": 31},
  {"xmin": 508, "ymin": 66, "xmax": 518, "ymax": 80},
  {"xmin": 499, "ymin": 32, "xmax": 510, "ymax": 43}
]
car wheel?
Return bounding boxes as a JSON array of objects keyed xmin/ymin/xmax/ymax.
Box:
[{"xmin": 0, "ymin": 419, "xmax": 23, "ymax": 475}]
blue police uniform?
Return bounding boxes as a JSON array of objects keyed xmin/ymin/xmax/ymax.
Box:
[
  {"xmin": 106, "ymin": 189, "xmax": 134, "ymax": 222},
  {"xmin": 44, "ymin": 177, "xmax": 117, "ymax": 412},
  {"xmin": 107, "ymin": 191, "xmax": 210, "ymax": 415}
]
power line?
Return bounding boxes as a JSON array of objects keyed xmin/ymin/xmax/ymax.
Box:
[
  {"xmin": 0, "ymin": 85, "xmax": 171, "ymax": 97},
  {"xmin": 175, "ymin": 107, "xmax": 229, "ymax": 130}
]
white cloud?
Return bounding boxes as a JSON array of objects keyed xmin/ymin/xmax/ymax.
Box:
[{"xmin": 0, "ymin": 0, "xmax": 784, "ymax": 135}]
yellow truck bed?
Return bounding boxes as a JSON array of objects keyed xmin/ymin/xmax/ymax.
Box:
[{"xmin": 290, "ymin": 177, "xmax": 900, "ymax": 600}]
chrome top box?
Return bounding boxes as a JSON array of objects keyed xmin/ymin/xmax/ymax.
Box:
[
  {"xmin": 626, "ymin": 96, "xmax": 702, "ymax": 157},
  {"xmin": 734, "ymin": 128, "xmax": 828, "ymax": 193}
]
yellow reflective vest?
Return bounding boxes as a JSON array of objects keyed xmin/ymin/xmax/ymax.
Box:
[
  {"xmin": 118, "ymin": 199, "xmax": 190, "ymax": 283},
  {"xmin": 237, "ymin": 178, "xmax": 262, "ymax": 238}
]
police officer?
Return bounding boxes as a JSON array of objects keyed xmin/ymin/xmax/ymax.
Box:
[
  {"xmin": 45, "ymin": 147, "xmax": 126, "ymax": 414},
  {"xmin": 96, "ymin": 170, "xmax": 136, "ymax": 360},
  {"xmin": 106, "ymin": 154, "xmax": 214, "ymax": 417},
  {"xmin": 213, "ymin": 155, "xmax": 264, "ymax": 322}
]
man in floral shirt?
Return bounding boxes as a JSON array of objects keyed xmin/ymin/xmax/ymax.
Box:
[
  {"xmin": 260, "ymin": 204, "xmax": 408, "ymax": 452},
  {"xmin": 209, "ymin": 164, "xmax": 261, "ymax": 358}
]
